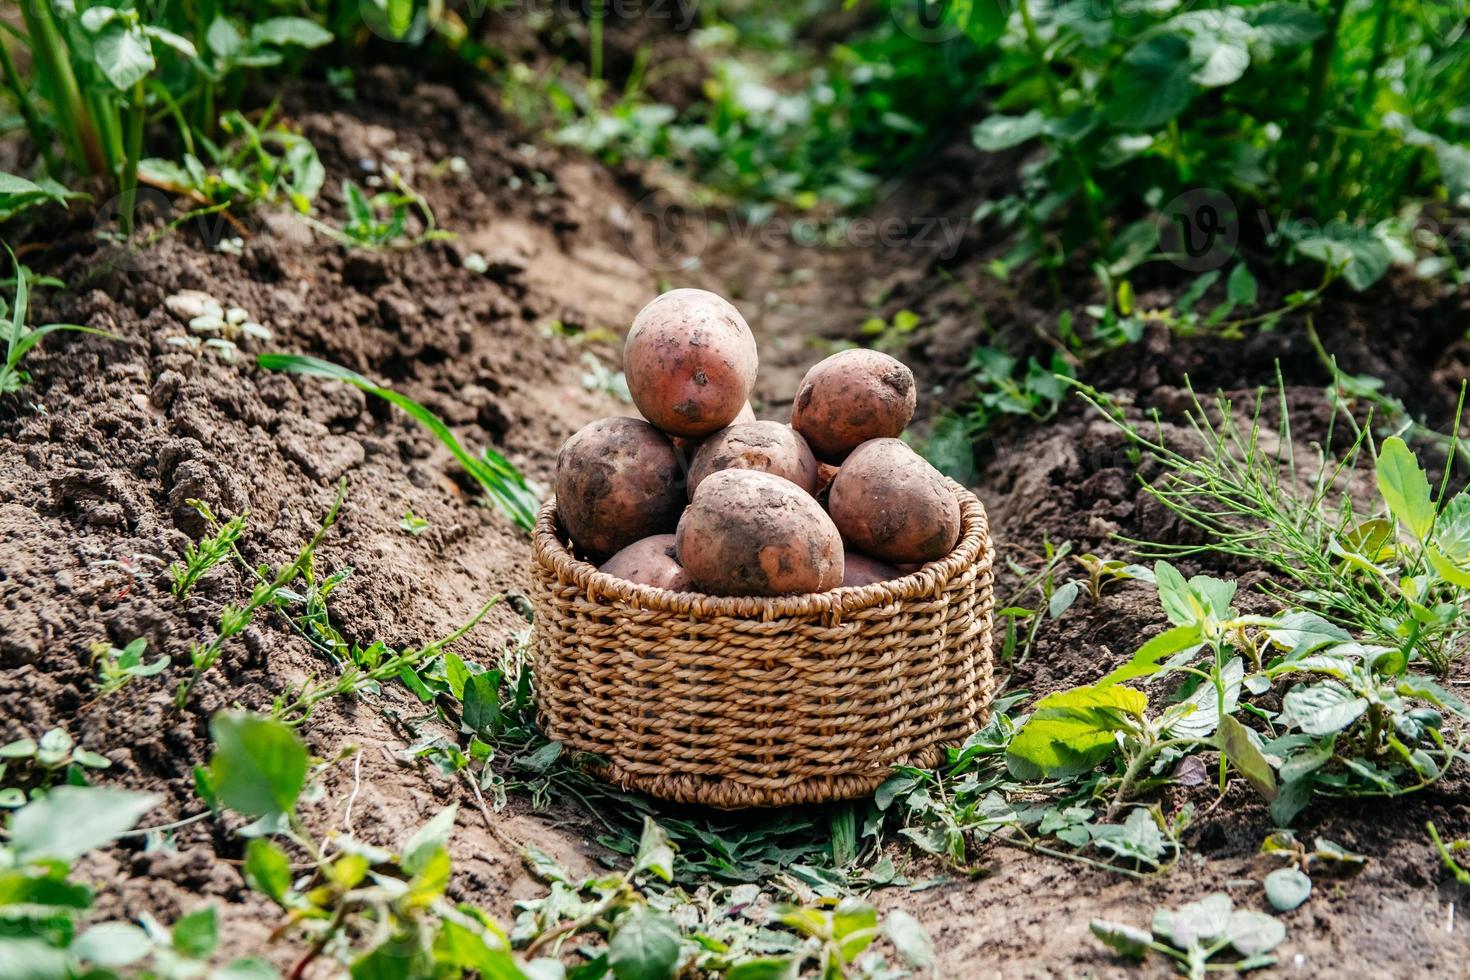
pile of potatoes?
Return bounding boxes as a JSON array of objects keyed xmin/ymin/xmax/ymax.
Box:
[{"xmin": 554, "ymin": 288, "xmax": 961, "ymax": 597}]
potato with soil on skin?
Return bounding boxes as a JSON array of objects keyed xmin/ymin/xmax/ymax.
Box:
[
  {"xmin": 676, "ymin": 470, "xmax": 844, "ymax": 596},
  {"xmin": 841, "ymin": 551, "xmax": 902, "ymax": 588},
  {"xmin": 625, "ymin": 289, "xmax": 758, "ymax": 438},
  {"xmin": 555, "ymin": 417, "xmax": 684, "ymax": 557},
  {"xmin": 687, "ymin": 421, "xmax": 819, "ymax": 498},
  {"xmin": 828, "ymin": 438, "xmax": 960, "ymax": 564},
  {"xmin": 599, "ymin": 534, "xmax": 693, "ymax": 591},
  {"xmin": 790, "ymin": 349, "xmax": 917, "ymax": 463},
  {"xmin": 668, "ymin": 400, "xmax": 755, "ymax": 460}
]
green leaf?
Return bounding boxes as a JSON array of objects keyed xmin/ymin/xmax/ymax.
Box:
[
  {"xmin": 1226, "ymin": 263, "xmax": 1258, "ymax": 306},
  {"xmin": 172, "ymin": 905, "xmax": 219, "ymax": 958},
  {"xmin": 257, "ymin": 354, "xmax": 538, "ymax": 532},
  {"xmin": 1264, "ymin": 867, "xmax": 1311, "ymax": 911},
  {"xmin": 1091, "ymin": 808, "xmax": 1170, "ymax": 867},
  {"xmin": 401, "ymin": 805, "xmax": 458, "ymax": 876},
  {"xmin": 0, "ymin": 173, "xmax": 45, "ymax": 197},
  {"xmin": 1266, "ymin": 611, "xmax": 1352, "ymax": 658},
  {"xmin": 462, "ymin": 672, "xmax": 501, "ymax": 736},
  {"xmin": 1278, "ymin": 682, "xmax": 1368, "ymax": 737},
  {"xmin": 0, "ymin": 938, "xmax": 73, "ymax": 977},
  {"xmin": 608, "ymin": 906, "xmax": 681, "ymax": 980},
  {"xmin": 10, "ymin": 786, "xmax": 159, "ymax": 863},
  {"xmin": 1219, "ymin": 714, "xmax": 1277, "ymax": 801},
  {"xmin": 1006, "ymin": 684, "xmax": 1148, "ymax": 778},
  {"xmin": 1152, "ymin": 893, "xmax": 1232, "ymax": 949},
  {"xmin": 1270, "ymin": 777, "xmax": 1314, "ymax": 826},
  {"xmin": 1109, "ymin": 33, "xmax": 1196, "ymax": 130},
  {"xmin": 72, "ymin": 922, "xmax": 153, "ymax": 967},
  {"xmin": 1225, "ymin": 909, "xmax": 1286, "ymax": 956},
  {"xmin": 1426, "ymin": 546, "xmax": 1470, "ymax": 589},
  {"xmin": 1154, "ymin": 561, "xmax": 1196, "ymax": 626},
  {"xmin": 142, "ymin": 26, "xmax": 198, "ymax": 59},
  {"xmin": 1189, "ymin": 34, "xmax": 1249, "ymax": 87},
  {"xmin": 1089, "ymin": 919, "xmax": 1151, "ymax": 960},
  {"xmin": 883, "ymin": 909, "xmax": 934, "ymax": 970},
  {"xmin": 251, "ymin": 18, "xmax": 335, "ymax": 49},
  {"xmin": 206, "ymin": 17, "xmax": 244, "ymax": 59},
  {"xmin": 972, "ymin": 111, "xmax": 1046, "ymax": 151},
  {"xmin": 244, "ymin": 838, "xmax": 292, "ymax": 903},
  {"xmin": 1287, "ymin": 224, "xmax": 1391, "ymax": 290},
  {"xmin": 93, "ymin": 23, "xmax": 156, "ymax": 90},
  {"xmin": 1098, "ymin": 623, "xmax": 1203, "ymax": 687},
  {"xmin": 632, "ymin": 817, "xmax": 675, "ymax": 883},
  {"xmin": 1376, "ymin": 437, "xmax": 1435, "ymax": 540},
  {"xmin": 1245, "ymin": 3, "xmax": 1326, "ymax": 46},
  {"xmin": 724, "ymin": 959, "xmax": 798, "ymax": 980},
  {"xmin": 214, "ymin": 958, "xmax": 282, "ymax": 980},
  {"xmin": 1434, "ymin": 495, "xmax": 1470, "ymax": 560},
  {"xmin": 208, "ymin": 713, "xmax": 308, "ymax": 818}
]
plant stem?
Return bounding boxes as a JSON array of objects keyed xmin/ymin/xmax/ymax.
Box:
[
  {"xmin": 18, "ymin": 0, "xmax": 104, "ymax": 173},
  {"xmin": 0, "ymin": 35, "xmax": 61, "ymax": 177},
  {"xmin": 120, "ymin": 80, "xmax": 146, "ymax": 236},
  {"xmin": 1285, "ymin": 0, "xmax": 1348, "ymax": 209}
]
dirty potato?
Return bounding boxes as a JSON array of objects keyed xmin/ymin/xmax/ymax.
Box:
[
  {"xmin": 840, "ymin": 551, "xmax": 902, "ymax": 587},
  {"xmin": 790, "ymin": 349, "xmax": 916, "ymax": 463},
  {"xmin": 555, "ymin": 416, "xmax": 684, "ymax": 557},
  {"xmin": 687, "ymin": 421, "xmax": 819, "ymax": 498},
  {"xmin": 676, "ymin": 470, "xmax": 843, "ymax": 595},
  {"xmin": 599, "ymin": 534, "xmax": 693, "ymax": 591},
  {"xmin": 625, "ymin": 289, "xmax": 758, "ymax": 438},
  {"xmin": 828, "ymin": 438, "xmax": 960, "ymax": 564}
]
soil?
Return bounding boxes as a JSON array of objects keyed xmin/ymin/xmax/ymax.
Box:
[{"xmin": 3, "ymin": 43, "xmax": 1470, "ymax": 980}]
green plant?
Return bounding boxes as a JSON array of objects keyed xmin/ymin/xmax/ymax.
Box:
[
  {"xmin": 958, "ymin": 0, "xmax": 1470, "ymax": 287},
  {"xmin": 0, "ymin": 729, "xmax": 112, "ymax": 808},
  {"xmin": 1091, "ymin": 892, "xmax": 1287, "ymax": 978},
  {"xmin": 1080, "ymin": 380, "xmax": 1470, "ymax": 675},
  {"xmin": 1427, "ymin": 822, "xmax": 1470, "ymax": 887},
  {"xmin": 307, "ymin": 172, "xmax": 451, "ymax": 249},
  {"xmin": 856, "ymin": 308, "xmax": 921, "ymax": 352},
  {"xmin": 965, "ymin": 345, "xmax": 1076, "ymax": 433},
  {"xmin": 400, "ymin": 509, "xmax": 430, "ymax": 535},
  {"xmin": 90, "ymin": 637, "xmax": 170, "ymax": 697},
  {"xmin": 1, "ymin": 246, "xmax": 111, "ymax": 397},
  {"xmin": 168, "ymin": 501, "xmax": 249, "ymax": 597},
  {"xmin": 175, "ymin": 479, "xmax": 345, "ymax": 709},
  {"xmin": 1258, "ymin": 830, "xmax": 1365, "ymax": 911},
  {"xmin": 3, "ymin": 1, "xmax": 332, "ymax": 234},
  {"xmin": 0, "ymin": 170, "xmax": 83, "ymax": 222},
  {"xmin": 259, "ymin": 354, "xmax": 540, "ymax": 532},
  {"xmin": 140, "ymin": 107, "xmax": 326, "ymax": 214}
]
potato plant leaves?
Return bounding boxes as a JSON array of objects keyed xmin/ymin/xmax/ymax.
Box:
[
  {"xmin": 10, "ymin": 786, "xmax": 159, "ymax": 863},
  {"xmin": 207, "ymin": 713, "xmax": 307, "ymax": 818},
  {"xmin": 1006, "ymin": 684, "xmax": 1147, "ymax": 778}
]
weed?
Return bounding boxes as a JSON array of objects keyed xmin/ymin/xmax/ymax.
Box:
[
  {"xmin": 306, "ymin": 171, "xmax": 451, "ymax": 250},
  {"xmin": 857, "ymin": 308, "xmax": 921, "ymax": 353},
  {"xmin": 0, "ymin": 246, "xmax": 112, "ymax": 398},
  {"xmin": 966, "ymin": 346, "xmax": 1075, "ymax": 434},
  {"xmin": 168, "ymin": 501, "xmax": 249, "ymax": 597},
  {"xmin": 1079, "ymin": 380, "xmax": 1470, "ymax": 674},
  {"xmin": 1258, "ymin": 830, "xmax": 1365, "ymax": 911},
  {"xmin": 0, "ymin": 170, "xmax": 83, "ymax": 223},
  {"xmin": 90, "ymin": 637, "xmax": 170, "ymax": 698},
  {"xmin": 259, "ymin": 354, "xmax": 540, "ymax": 532},
  {"xmin": 1427, "ymin": 822, "xmax": 1470, "ymax": 887},
  {"xmin": 1092, "ymin": 892, "xmax": 1286, "ymax": 978},
  {"xmin": 175, "ymin": 479, "xmax": 346, "ymax": 709},
  {"xmin": 0, "ymin": 729, "xmax": 111, "ymax": 808},
  {"xmin": 400, "ymin": 509, "xmax": 430, "ymax": 535}
]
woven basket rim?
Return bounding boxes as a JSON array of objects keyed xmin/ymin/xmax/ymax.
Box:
[{"xmin": 532, "ymin": 478, "xmax": 990, "ymax": 620}]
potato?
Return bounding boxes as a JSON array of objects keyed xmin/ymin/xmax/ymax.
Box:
[
  {"xmin": 790, "ymin": 349, "xmax": 916, "ymax": 463},
  {"xmin": 676, "ymin": 470, "xmax": 843, "ymax": 596},
  {"xmin": 625, "ymin": 289, "xmax": 758, "ymax": 438},
  {"xmin": 687, "ymin": 421, "xmax": 818, "ymax": 498},
  {"xmin": 600, "ymin": 534, "xmax": 693, "ymax": 591},
  {"xmin": 828, "ymin": 439, "xmax": 960, "ymax": 564},
  {"xmin": 555, "ymin": 417, "xmax": 684, "ymax": 557},
  {"xmin": 841, "ymin": 551, "xmax": 901, "ymax": 588},
  {"xmin": 668, "ymin": 401, "xmax": 755, "ymax": 460}
]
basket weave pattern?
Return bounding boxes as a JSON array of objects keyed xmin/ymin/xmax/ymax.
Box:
[{"xmin": 529, "ymin": 480, "xmax": 995, "ymax": 808}]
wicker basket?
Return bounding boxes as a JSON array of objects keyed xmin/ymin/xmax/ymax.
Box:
[{"xmin": 528, "ymin": 479, "xmax": 995, "ymax": 809}]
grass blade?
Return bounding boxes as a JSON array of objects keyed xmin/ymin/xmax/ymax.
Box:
[{"xmin": 257, "ymin": 353, "xmax": 539, "ymax": 532}]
